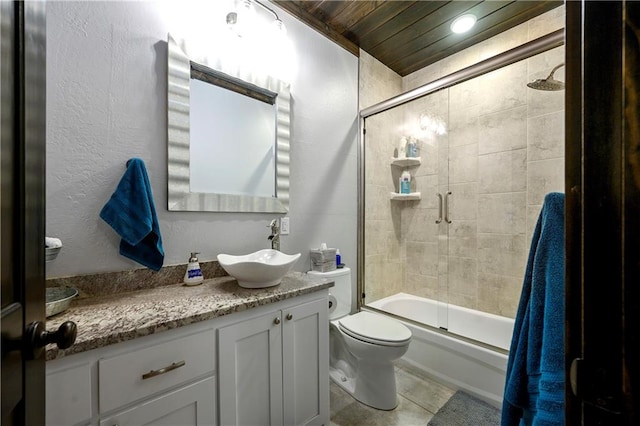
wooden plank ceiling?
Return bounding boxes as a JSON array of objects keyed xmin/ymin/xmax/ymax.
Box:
[{"xmin": 273, "ymin": 1, "xmax": 563, "ymax": 77}]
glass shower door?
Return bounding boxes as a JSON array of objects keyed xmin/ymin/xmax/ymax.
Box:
[
  {"xmin": 362, "ymin": 45, "xmax": 565, "ymax": 351},
  {"xmin": 361, "ymin": 88, "xmax": 451, "ymax": 331},
  {"xmin": 441, "ymin": 49, "xmax": 565, "ymax": 349},
  {"xmin": 397, "ymin": 88, "xmax": 451, "ymax": 331}
]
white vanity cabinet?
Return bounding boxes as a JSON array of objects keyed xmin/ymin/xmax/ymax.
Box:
[
  {"xmin": 45, "ymin": 289, "xmax": 329, "ymax": 426},
  {"xmin": 218, "ymin": 296, "xmax": 329, "ymax": 426},
  {"xmin": 46, "ymin": 324, "xmax": 217, "ymax": 426}
]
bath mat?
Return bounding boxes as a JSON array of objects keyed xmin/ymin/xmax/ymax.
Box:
[{"xmin": 428, "ymin": 391, "xmax": 501, "ymax": 426}]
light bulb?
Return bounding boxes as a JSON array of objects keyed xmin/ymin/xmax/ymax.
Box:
[
  {"xmin": 235, "ymin": 0, "xmax": 256, "ymax": 38},
  {"xmin": 450, "ymin": 14, "xmax": 477, "ymax": 34}
]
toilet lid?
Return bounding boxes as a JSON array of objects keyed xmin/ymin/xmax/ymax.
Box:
[{"xmin": 338, "ymin": 311, "xmax": 412, "ymax": 347}]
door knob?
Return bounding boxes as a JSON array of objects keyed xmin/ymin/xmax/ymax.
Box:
[
  {"xmin": 26, "ymin": 320, "xmax": 77, "ymax": 359},
  {"xmin": 274, "ymin": 317, "xmax": 281, "ymax": 325},
  {"xmin": 286, "ymin": 313, "xmax": 293, "ymax": 320}
]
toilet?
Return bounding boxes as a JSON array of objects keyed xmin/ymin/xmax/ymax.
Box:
[{"xmin": 308, "ymin": 267, "xmax": 412, "ymax": 410}]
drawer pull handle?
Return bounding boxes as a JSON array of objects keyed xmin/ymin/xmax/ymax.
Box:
[{"xmin": 142, "ymin": 360, "xmax": 186, "ymax": 380}]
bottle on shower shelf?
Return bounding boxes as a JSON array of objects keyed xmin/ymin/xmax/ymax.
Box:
[
  {"xmin": 406, "ymin": 137, "xmax": 418, "ymax": 157},
  {"xmin": 398, "ymin": 136, "xmax": 407, "ymax": 158},
  {"xmin": 400, "ymin": 170, "xmax": 411, "ymax": 194}
]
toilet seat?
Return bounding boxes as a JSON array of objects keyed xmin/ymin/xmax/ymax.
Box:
[{"xmin": 338, "ymin": 311, "xmax": 411, "ymax": 347}]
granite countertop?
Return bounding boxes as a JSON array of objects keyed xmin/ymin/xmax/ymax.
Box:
[{"xmin": 46, "ymin": 272, "xmax": 333, "ymax": 361}]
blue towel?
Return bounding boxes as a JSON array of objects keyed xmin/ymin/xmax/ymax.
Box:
[
  {"xmin": 100, "ymin": 158, "xmax": 164, "ymax": 271},
  {"xmin": 502, "ymin": 192, "xmax": 565, "ymax": 426}
]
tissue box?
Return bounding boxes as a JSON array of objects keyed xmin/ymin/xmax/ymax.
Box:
[{"xmin": 310, "ymin": 248, "xmax": 337, "ymax": 272}]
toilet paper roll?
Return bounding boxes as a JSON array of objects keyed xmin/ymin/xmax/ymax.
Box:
[{"xmin": 328, "ymin": 294, "xmax": 337, "ymax": 314}]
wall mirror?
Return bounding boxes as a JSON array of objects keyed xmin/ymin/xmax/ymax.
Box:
[{"xmin": 167, "ymin": 33, "xmax": 290, "ymax": 212}]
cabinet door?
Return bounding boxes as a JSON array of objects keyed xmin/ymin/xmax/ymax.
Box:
[
  {"xmin": 218, "ymin": 310, "xmax": 283, "ymax": 426},
  {"xmin": 46, "ymin": 362, "xmax": 93, "ymax": 426},
  {"xmin": 99, "ymin": 377, "xmax": 215, "ymax": 426},
  {"xmin": 282, "ymin": 298, "xmax": 329, "ymax": 426}
]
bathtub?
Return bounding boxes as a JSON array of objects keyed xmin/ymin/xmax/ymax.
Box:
[{"xmin": 367, "ymin": 293, "xmax": 515, "ymax": 408}]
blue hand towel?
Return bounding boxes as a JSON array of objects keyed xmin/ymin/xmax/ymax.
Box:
[
  {"xmin": 100, "ymin": 158, "xmax": 164, "ymax": 271},
  {"xmin": 502, "ymin": 192, "xmax": 565, "ymax": 426}
]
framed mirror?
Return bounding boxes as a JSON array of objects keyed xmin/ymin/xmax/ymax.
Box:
[{"xmin": 167, "ymin": 33, "xmax": 290, "ymax": 212}]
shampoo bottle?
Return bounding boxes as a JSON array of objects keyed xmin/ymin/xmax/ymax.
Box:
[
  {"xmin": 183, "ymin": 252, "xmax": 204, "ymax": 286},
  {"xmin": 398, "ymin": 137, "xmax": 407, "ymax": 158},
  {"xmin": 400, "ymin": 170, "xmax": 411, "ymax": 194},
  {"xmin": 336, "ymin": 249, "xmax": 342, "ymax": 267},
  {"xmin": 407, "ymin": 137, "xmax": 418, "ymax": 157}
]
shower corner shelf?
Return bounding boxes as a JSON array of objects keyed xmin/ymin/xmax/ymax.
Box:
[
  {"xmin": 390, "ymin": 192, "xmax": 421, "ymax": 201},
  {"xmin": 390, "ymin": 157, "xmax": 421, "ymax": 167}
]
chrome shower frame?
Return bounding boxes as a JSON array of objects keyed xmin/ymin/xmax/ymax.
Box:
[{"xmin": 356, "ymin": 29, "xmax": 565, "ymax": 310}]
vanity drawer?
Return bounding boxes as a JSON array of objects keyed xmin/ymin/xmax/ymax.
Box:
[{"xmin": 98, "ymin": 329, "xmax": 215, "ymax": 413}]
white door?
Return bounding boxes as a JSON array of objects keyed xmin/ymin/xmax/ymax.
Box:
[
  {"xmin": 218, "ymin": 310, "xmax": 283, "ymax": 426},
  {"xmin": 282, "ymin": 298, "xmax": 329, "ymax": 426}
]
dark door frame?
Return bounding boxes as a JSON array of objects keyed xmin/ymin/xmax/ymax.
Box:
[
  {"xmin": 1, "ymin": 1, "xmax": 47, "ymax": 424},
  {"xmin": 565, "ymin": 1, "xmax": 639, "ymax": 424}
]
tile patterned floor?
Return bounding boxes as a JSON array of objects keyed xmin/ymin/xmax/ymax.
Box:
[{"xmin": 330, "ymin": 360, "xmax": 456, "ymax": 426}]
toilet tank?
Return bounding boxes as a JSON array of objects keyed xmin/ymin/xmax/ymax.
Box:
[{"xmin": 307, "ymin": 267, "xmax": 351, "ymax": 320}]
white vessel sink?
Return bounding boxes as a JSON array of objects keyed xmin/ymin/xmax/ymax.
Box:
[{"xmin": 217, "ymin": 249, "xmax": 301, "ymax": 288}]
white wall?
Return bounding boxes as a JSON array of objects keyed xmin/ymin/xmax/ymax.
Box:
[{"xmin": 46, "ymin": 1, "xmax": 358, "ymax": 280}]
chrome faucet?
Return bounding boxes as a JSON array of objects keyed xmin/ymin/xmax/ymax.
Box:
[{"xmin": 267, "ymin": 219, "xmax": 280, "ymax": 251}]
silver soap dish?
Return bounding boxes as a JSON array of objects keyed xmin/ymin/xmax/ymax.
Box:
[{"xmin": 45, "ymin": 246, "xmax": 61, "ymax": 262}]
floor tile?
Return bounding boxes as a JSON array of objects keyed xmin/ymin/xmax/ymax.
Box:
[
  {"xmin": 394, "ymin": 363, "xmax": 456, "ymax": 414},
  {"xmin": 328, "ymin": 359, "xmax": 460, "ymax": 426},
  {"xmin": 330, "ymin": 381, "xmax": 434, "ymax": 426}
]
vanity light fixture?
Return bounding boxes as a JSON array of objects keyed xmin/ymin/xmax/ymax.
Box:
[
  {"xmin": 227, "ymin": 0, "xmax": 286, "ymax": 37},
  {"xmin": 222, "ymin": 0, "xmax": 295, "ymax": 82},
  {"xmin": 227, "ymin": 0, "xmax": 256, "ymax": 37},
  {"xmin": 450, "ymin": 13, "xmax": 477, "ymax": 34}
]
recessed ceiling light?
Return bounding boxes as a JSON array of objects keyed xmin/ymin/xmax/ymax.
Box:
[{"xmin": 450, "ymin": 14, "xmax": 477, "ymax": 34}]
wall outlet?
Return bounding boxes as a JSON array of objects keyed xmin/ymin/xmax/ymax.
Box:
[{"xmin": 280, "ymin": 217, "xmax": 290, "ymax": 235}]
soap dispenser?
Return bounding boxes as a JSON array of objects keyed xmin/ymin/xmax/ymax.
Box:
[{"xmin": 183, "ymin": 252, "xmax": 204, "ymax": 286}]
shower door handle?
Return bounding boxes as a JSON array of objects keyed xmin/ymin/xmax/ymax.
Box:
[
  {"xmin": 444, "ymin": 191, "xmax": 452, "ymax": 224},
  {"xmin": 436, "ymin": 193, "xmax": 443, "ymax": 224}
]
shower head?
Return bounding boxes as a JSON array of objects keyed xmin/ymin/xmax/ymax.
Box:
[{"xmin": 527, "ymin": 62, "xmax": 565, "ymax": 91}]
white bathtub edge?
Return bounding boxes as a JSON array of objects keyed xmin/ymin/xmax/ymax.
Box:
[
  {"xmin": 398, "ymin": 357, "xmax": 503, "ymax": 409},
  {"xmin": 399, "ymin": 319, "xmax": 507, "ymax": 409}
]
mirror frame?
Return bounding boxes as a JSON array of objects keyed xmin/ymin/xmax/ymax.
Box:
[{"xmin": 167, "ymin": 33, "xmax": 290, "ymax": 213}]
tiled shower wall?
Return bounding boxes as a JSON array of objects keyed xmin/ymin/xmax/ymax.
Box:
[
  {"xmin": 361, "ymin": 6, "xmax": 565, "ymax": 319},
  {"xmin": 359, "ymin": 50, "xmax": 403, "ymax": 304}
]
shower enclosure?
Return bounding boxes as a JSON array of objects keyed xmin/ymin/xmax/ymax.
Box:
[{"xmin": 359, "ymin": 30, "xmax": 565, "ymax": 354}]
